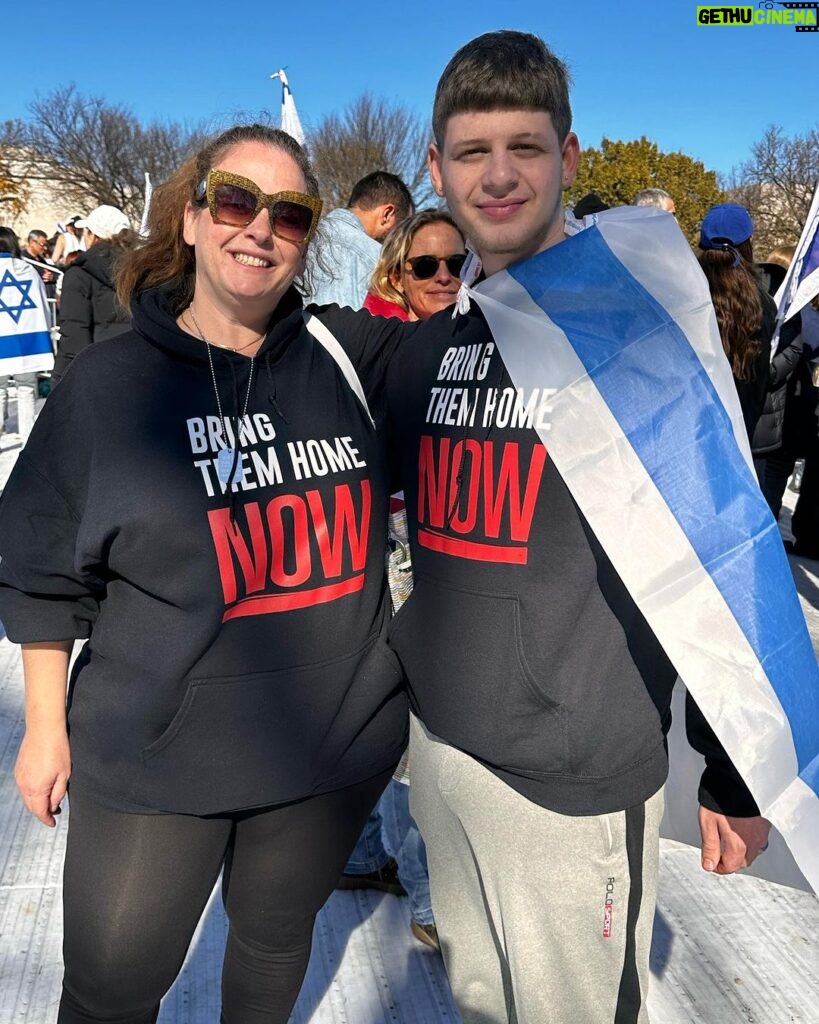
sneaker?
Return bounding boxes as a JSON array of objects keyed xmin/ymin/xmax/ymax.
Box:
[
  {"xmin": 789, "ymin": 460, "xmax": 805, "ymax": 493},
  {"xmin": 337, "ymin": 857, "xmax": 407, "ymax": 897},
  {"xmin": 410, "ymin": 920, "xmax": 441, "ymax": 952}
]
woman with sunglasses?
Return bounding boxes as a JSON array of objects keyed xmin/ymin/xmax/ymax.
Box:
[
  {"xmin": 0, "ymin": 124, "xmax": 408, "ymax": 1023},
  {"xmin": 364, "ymin": 209, "xmax": 466, "ymax": 322}
]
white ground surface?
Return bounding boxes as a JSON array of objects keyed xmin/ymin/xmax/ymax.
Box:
[{"xmin": 1, "ymin": 402, "xmax": 817, "ymax": 1024}]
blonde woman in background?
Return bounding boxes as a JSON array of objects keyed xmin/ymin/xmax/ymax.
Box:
[{"xmin": 364, "ymin": 209, "xmax": 466, "ymax": 322}]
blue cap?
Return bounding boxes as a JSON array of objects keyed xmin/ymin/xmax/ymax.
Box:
[{"xmin": 699, "ymin": 203, "xmax": 754, "ymax": 250}]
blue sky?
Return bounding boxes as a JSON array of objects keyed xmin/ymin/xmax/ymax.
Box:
[{"xmin": 4, "ymin": 0, "xmax": 817, "ymax": 178}]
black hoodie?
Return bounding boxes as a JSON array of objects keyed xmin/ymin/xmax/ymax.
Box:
[
  {"xmin": 318, "ymin": 303, "xmax": 759, "ymax": 819},
  {"xmin": 0, "ymin": 285, "xmax": 407, "ymax": 814}
]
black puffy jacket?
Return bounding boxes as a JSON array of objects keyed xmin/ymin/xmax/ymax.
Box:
[
  {"xmin": 53, "ymin": 242, "xmax": 131, "ymax": 384},
  {"xmin": 751, "ymin": 313, "xmax": 802, "ymax": 454},
  {"xmin": 751, "ymin": 264, "xmax": 803, "ymax": 455}
]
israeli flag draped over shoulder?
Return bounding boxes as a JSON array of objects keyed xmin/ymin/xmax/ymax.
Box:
[
  {"xmin": 466, "ymin": 205, "xmax": 819, "ymax": 894},
  {"xmin": 0, "ymin": 254, "xmax": 54, "ymax": 375}
]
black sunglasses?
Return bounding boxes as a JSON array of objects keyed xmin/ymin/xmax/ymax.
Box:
[
  {"xmin": 196, "ymin": 169, "xmax": 323, "ymax": 244},
  {"xmin": 405, "ymin": 253, "xmax": 467, "ymax": 280}
]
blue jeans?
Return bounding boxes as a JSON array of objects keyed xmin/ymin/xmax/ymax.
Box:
[
  {"xmin": 343, "ymin": 802, "xmax": 390, "ymax": 875},
  {"xmin": 344, "ymin": 780, "xmax": 433, "ymax": 926}
]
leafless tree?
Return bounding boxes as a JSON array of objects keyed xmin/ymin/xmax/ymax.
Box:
[
  {"xmin": 13, "ymin": 86, "xmax": 204, "ymax": 222},
  {"xmin": 308, "ymin": 94, "xmax": 434, "ymax": 210},
  {"xmin": 726, "ymin": 124, "xmax": 819, "ymax": 257},
  {"xmin": 0, "ymin": 121, "xmax": 30, "ymax": 217}
]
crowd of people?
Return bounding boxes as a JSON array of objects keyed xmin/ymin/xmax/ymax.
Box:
[{"xmin": 0, "ymin": 26, "xmax": 816, "ymax": 1024}]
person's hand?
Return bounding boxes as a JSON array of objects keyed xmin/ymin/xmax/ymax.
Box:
[
  {"xmin": 15, "ymin": 727, "xmax": 71, "ymax": 827},
  {"xmin": 698, "ymin": 807, "xmax": 771, "ymax": 874}
]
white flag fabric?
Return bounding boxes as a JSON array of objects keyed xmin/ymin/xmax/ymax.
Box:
[
  {"xmin": 140, "ymin": 172, "xmax": 153, "ymax": 238},
  {"xmin": 271, "ymin": 69, "xmax": 305, "ymax": 146},
  {"xmin": 0, "ymin": 254, "xmax": 54, "ymax": 375},
  {"xmin": 774, "ymin": 180, "xmax": 819, "ymax": 325},
  {"xmin": 469, "ymin": 205, "xmax": 819, "ymax": 894}
]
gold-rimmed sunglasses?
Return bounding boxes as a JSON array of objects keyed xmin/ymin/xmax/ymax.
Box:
[{"xmin": 195, "ymin": 169, "xmax": 323, "ymax": 244}]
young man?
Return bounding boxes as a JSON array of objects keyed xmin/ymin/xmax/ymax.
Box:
[{"xmin": 379, "ymin": 30, "xmax": 770, "ymax": 1024}]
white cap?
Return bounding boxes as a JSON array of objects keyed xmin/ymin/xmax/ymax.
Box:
[{"xmin": 75, "ymin": 205, "xmax": 131, "ymax": 240}]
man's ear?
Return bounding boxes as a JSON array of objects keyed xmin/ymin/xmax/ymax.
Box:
[
  {"xmin": 428, "ymin": 142, "xmax": 444, "ymax": 199},
  {"xmin": 561, "ymin": 132, "xmax": 581, "ymax": 189},
  {"xmin": 381, "ymin": 203, "xmax": 396, "ymax": 230}
]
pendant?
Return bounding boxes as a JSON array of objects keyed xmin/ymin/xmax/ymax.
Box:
[{"xmin": 217, "ymin": 448, "xmax": 238, "ymax": 487}]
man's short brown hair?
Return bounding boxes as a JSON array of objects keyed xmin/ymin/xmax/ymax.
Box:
[
  {"xmin": 348, "ymin": 172, "xmax": 414, "ymax": 225},
  {"xmin": 432, "ymin": 30, "xmax": 572, "ymax": 146}
]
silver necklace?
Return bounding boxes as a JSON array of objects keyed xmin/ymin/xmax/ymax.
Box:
[{"xmin": 186, "ymin": 308, "xmax": 256, "ymax": 489}]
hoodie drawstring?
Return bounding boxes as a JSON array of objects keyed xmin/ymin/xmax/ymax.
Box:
[
  {"xmin": 207, "ymin": 347, "xmax": 255, "ymax": 523},
  {"xmin": 264, "ymin": 351, "xmax": 288, "ymax": 423}
]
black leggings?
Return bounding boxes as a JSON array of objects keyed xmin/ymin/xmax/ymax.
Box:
[{"xmin": 58, "ymin": 771, "xmax": 391, "ymax": 1024}]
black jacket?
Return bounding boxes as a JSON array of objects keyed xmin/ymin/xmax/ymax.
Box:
[
  {"xmin": 53, "ymin": 242, "xmax": 131, "ymax": 384},
  {"xmin": 0, "ymin": 285, "xmax": 407, "ymax": 814},
  {"xmin": 751, "ymin": 264, "xmax": 803, "ymax": 455}
]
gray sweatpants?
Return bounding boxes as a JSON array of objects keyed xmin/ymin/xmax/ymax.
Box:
[{"xmin": 409, "ymin": 715, "xmax": 663, "ymax": 1024}]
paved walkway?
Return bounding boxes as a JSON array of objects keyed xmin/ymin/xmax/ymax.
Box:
[{"xmin": 1, "ymin": 418, "xmax": 818, "ymax": 1024}]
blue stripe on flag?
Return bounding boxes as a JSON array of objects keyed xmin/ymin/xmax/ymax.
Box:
[
  {"xmin": 0, "ymin": 330, "xmax": 52, "ymax": 359},
  {"xmin": 798, "ymin": 221, "xmax": 819, "ymax": 281},
  {"xmin": 510, "ymin": 226, "xmax": 819, "ymax": 794}
]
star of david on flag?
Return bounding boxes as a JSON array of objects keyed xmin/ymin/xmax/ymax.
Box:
[
  {"xmin": 0, "ymin": 269, "xmax": 37, "ymax": 324},
  {"xmin": 0, "ymin": 255, "xmax": 54, "ymax": 375}
]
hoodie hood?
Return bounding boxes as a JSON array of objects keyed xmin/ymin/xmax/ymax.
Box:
[{"xmin": 130, "ymin": 280, "xmax": 306, "ymax": 367}]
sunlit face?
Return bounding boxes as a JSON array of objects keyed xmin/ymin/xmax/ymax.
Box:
[
  {"xmin": 391, "ymin": 221, "xmax": 466, "ymax": 321},
  {"xmin": 183, "ymin": 139, "xmax": 308, "ymax": 321},
  {"xmin": 429, "ymin": 109, "xmax": 579, "ymax": 277}
]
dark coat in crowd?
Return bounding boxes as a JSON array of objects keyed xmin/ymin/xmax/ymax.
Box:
[
  {"xmin": 733, "ymin": 287, "xmax": 774, "ymax": 444},
  {"xmin": 751, "ymin": 263, "xmax": 803, "ymax": 455},
  {"xmin": 53, "ymin": 242, "xmax": 131, "ymax": 384},
  {"xmin": 751, "ymin": 315, "xmax": 802, "ymax": 454}
]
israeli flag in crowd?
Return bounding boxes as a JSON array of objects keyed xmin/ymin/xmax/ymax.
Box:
[
  {"xmin": 0, "ymin": 254, "xmax": 53, "ymax": 375},
  {"xmin": 775, "ymin": 180, "xmax": 819, "ymax": 327},
  {"xmin": 468, "ymin": 206, "xmax": 819, "ymax": 894},
  {"xmin": 271, "ymin": 68, "xmax": 305, "ymax": 146}
]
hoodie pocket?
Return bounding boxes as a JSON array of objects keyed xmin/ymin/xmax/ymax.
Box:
[
  {"xmin": 139, "ymin": 635, "xmax": 406, "ymax": 814},
  {"xmin": 389, "ymin": 576, "xmax": 568, "ymax": 776}
]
